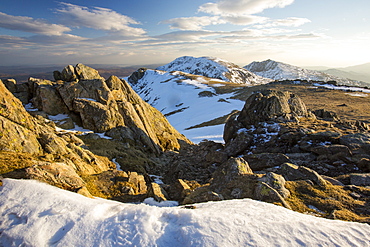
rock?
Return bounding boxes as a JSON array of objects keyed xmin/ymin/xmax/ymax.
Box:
[
  {"xmin": 168, "ymin": 179, "xmax": 192, "ymax": 202},
  {"xmin": 76, "ymin": 186, "xmax": 94, "ymax": 198},
  {"xmin": 23, "ymin": 162, "xmax": 85, "ymax": 191},
  {"xmin": 29, "ymin": 78, "xmax": 69, "ymax": 115},
  {"xmin": 3, "ymin": 79, "xmax": 16, "ymax": 93},
  {"xmin": 254, "ymin": 181, "xmax": 291, "ymax": 209},
  {"xmin": 340, "ymin": 133, "xmax": 370, "ymax": 152},
  {"xmin": 75, "ymin": 63, "xmax": 103, "ymax": 80},
  {"xmin": 224, "ymin": 131, "xmax": 253, "ymax": 156},
  {"xmin": 211, "ymin": 157, "xmax": 253, "ymax": 188},
  {"xmin": 311, "ymin": 144, "xmax": 352, "ymax": 162},
  {"xmin": 279, "ymin": 163, "xmax": 327, "ymax": 186},
  {"xmin": 258, "ymin": 172, "xmax": 290, "ymax": 199},
  {"xmin": 358, "ymin": 158, "xmax": 370, "ymax": 172},
  {"xmin": 128, "ymin": 172, "xmax": 147, "ymax": 194},
  {"xmin": 61, "ymin": 65, "xmax": 78, "ymax": 82},
  {"xmin": 313, "ymin": 109, "xmax": 339, "ymax": 121},
  {"xmin": 321, "ymin": 175, "xmax": 345, "ymax": 186},
  {"xmin": 147, "ymin": 182, "xmax": 168, "ymax": 202},
  {"xmin": 350, "ymin": 174, "xmax": 370, "ymax": 186},
  {"xmin": 223, "ymin": 111, "xmax": 243, "ymax": 144},
  {"xmin": 182, "ymin": 186, "xmax": 223, "ymax": 204},
  {"xmin": 237, "ymin": 90, "xmax": 309, "ymax": 126},
  {"xmin": 244, "ymin": 153, "xmax": 290, "ymax": 171}
]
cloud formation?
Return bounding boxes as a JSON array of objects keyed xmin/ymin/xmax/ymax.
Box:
[
  {"xmin": 199, "ymin": 0, "xmax": 295, "ymax": 16},
  {"xmin": 56, "ymin": 3, "xmax": 146, "ymax": 37},
  {"xmin": 161, "ymin": 16, "xmax": 224, "ymax": 30},
  {"xmin": 0, "ymin": 12, "xmax": 70, "ymax": 36}
]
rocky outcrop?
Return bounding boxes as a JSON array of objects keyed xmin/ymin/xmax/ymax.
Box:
[{"xmin": 27, "ymin": 64, "xmax": 190, "ymax": 153}]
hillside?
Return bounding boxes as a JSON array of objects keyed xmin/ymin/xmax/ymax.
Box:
[
  {"xmin": 157, "ymin": 56, "xmax": 272, "ymax": 85},
  {"xmin": 245, "ymin": 59, "xmax": 369, "ymax": 87}
]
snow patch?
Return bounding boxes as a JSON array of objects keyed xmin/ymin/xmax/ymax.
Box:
[{"xmin": 1, "ymin": 178, "xmax": 369, "ymax": 247}]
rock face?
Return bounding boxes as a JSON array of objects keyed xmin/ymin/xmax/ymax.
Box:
[{"xmin": 31, "ymin": 64, "xmax": 191, "ymax": 153}]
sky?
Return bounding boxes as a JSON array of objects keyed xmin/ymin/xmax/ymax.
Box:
[{"xmin": 0, "ymin": 0, "xmax": 369, "ymax": 67}]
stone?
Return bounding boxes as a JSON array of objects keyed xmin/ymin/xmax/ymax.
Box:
[
  {"xmin": 168, "ymin": 179, "xmax": 192, "ymax": 202},
  {"xmin": 349, "ymin": 174, "xmax": 370, "ymax": 186},
  {"xmin": 212, "ymin": 157, "xmax": 253, "ymax": 188},
  {"xmin": 340, "ymin": 133, "xmax": 370, "ymax": 152},
  {"xmin": 224, "ymin": 131, "xmax": 253, "ymax": 156},
  {"xmin": 182, "ymin": 186, "xmax": 223, "ymax": 205},
  {"xmin": 24, "ymin": 162, "xmax": 85, "ymax": 191},
  {"xmin": 258, "ymin": 172, "xmax": 290, "ymax": 199},
  {"xmin": 254, "ymin": 181, "xmax": 291, "ymax": 209},
  {"xmin": 279, "ymin": 163, "xmax": 327, "ymax": 186},
  {"xmin": 358, "ymin": 158, "xmax": 370, "ymax": 172},
  {"xmin": 313, "ymin": 109, "xmax": 339, "ymax": 121},
  {"xmin": 61, "ymin": 65, "xmax": 78, "ymax": 82},
  {"xmin": 244, "ymin": 153, "xmax": 290, "ymax": 171},
  {"xmin": 75, "ymin": 63, "xmax": 103, "ymax": 80},
  {"xmin": 147, "ymin": 182, "xmax": 168, "ymax": 202},
  {"xmin": 128, "ymin": 172, "xmax": 147, "ymax": 194},
  {"xmin": 3, "ymin": 79, "xmax": 17, "ymax": 93},
  {"xmin": 237, "ymin": 90, "xmax": 309, "ymax": 126}
]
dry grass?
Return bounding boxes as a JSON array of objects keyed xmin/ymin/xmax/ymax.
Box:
[{"xmin": 285, "ymin": 181, "xmax": 370, "ymax": 223}]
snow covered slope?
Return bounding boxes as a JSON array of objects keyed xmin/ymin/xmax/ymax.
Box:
[
  {"xmin": 157, "ymin": 56, "xmax": 272, "ymax": 85},
  {"xmin": 128, "ymin": 69, "xmax": 245, "ymax": 143},
  {"xmin": 245, "ymin": 59, "xmax": 368, "ymax": 87},
  {"xmin": 1, "ymin": 178, "xmax": 369, "ymax": 246}
]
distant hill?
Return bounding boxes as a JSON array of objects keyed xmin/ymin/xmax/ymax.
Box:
[
  {"xmin": 157, "ymin": 56, "xmax": 271, "ymax": 85},
  {"xmin": 244, "ymin": 59, "xmax": 370, "ymax": 87}
]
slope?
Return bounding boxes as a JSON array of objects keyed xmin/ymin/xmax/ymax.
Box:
[
  {"xmin": 157, "ymin": 56, "xmax": 272, "ymax": 85},
  {"xmin": 128, "ymin": 68, "xmax": 246, "ymax": 143},
  {"xmin": 245, "ymin": 59, "xmax": 369, "ymax": 87}
]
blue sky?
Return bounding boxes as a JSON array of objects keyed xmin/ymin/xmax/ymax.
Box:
[{"xmin": 1, "ymin": 0, "xmax": 369, "ymax": 67}]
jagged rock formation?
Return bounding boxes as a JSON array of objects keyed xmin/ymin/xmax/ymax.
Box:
[
  {"xmin": 27, "ymin": 64, "xmax": 190, "ymax": 153},
  {"xmin": 157, "ymin": 56, "xmax": 272, "ymax": 85}
]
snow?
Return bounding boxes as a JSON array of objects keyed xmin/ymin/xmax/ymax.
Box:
[
  {"xmin": 24, "ymin": 103, "xmax": 38, "ymax": 112},
  {"xmin": 313, "ymin": 83, "xmax": 370, "ymax": 94},
  {"xmin": 245, "ymin": 59, "xmax": 367, "ymax": 87},
  {"xmin": 48, "ymin": 114, "xmax": 69, "ymax": 121},
  {"xmin": 1, "ymin": 178, "xmax": 370, "ymax": 246},
  {"xmin": 129, "ymin": 69, "xmax": 245, "ymax": 143},
  {"xmin": 157, "ymin": 56, "xmax": 271, "ymax": 85}
]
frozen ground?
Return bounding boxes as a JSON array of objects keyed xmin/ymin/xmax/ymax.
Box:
[{"xmin": 1, "ymin": 179, "xmax": 369, "ymax": 247}]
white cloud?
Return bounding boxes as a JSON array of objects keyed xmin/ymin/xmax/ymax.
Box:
[
  {"xmin": 161, "ymin": 16, "xmax": 224, "ymax": 30},
  {"xmin": 222, "ymin": 15, "xmax": 268, "ymax": 25},
  {"xmin": 0, "ymin": 12, "xmax": 70, "ymax": 36},
  {"xmin": 256, "ymin": 17, "xmax": 311, "ymax": 28},
  {"xmin": 199, "ymin": 0, "xmax": 295, "ymax": 16},
  {"xmin": 56, "ymin": 3, "xmax": 146, "ymax": 37}
]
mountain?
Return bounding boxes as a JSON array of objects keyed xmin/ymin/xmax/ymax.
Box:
[
  {"xmin": 128, "ymin": 68, "xmax": 245, "ymax": 143},
  {"xmin": 244, "ymin": 59, "xmax": 369, "ymax": 87},
  {"xmin": 157, "ymin": 56, "xmax": 272, "ymax": 85},
  {"xmin": 322, "ymin": 63, "xmax": 370, "ymax": 84}
]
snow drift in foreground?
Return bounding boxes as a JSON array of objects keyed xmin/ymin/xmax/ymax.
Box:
[{"xmin": 1, "ymin": 179, "xmax": 369, "ymax": 247}]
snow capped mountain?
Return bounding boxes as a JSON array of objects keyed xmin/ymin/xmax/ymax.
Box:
[
  {"xmin": 157, "ymin": 56, "xmax": 272, "ymax": 85},
  {"xmin": 128, "ymin": 68, "xmax": 245, "ymax": 143},
  {"xmin": 245, "ymin": 59, "xmax": 367, "ymax": 87},
  {"xmin": 1, "ymin": 179, "xmax": 370, "ymax": 246}
]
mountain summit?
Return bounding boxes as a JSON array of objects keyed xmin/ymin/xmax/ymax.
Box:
[
  {"xmin": 244, "ymin": 59, "xmax": 367, "ymax": 87},
  {"xmin": 157, "ymin": 56, "xmax": 271, "ymax": 85}
]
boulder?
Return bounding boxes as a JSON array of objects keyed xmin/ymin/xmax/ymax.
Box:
[
  {"xmin": 258, "ymin": 172, "xmax": 290, "ymax": 199},
  {"xmin": 211, "ymin": 157, "xmax": 253, "ymax": 189},
  {"xmin": 168, "ymin": 179, "xmax": 192, "ymax": 202},
  {"xmin": 349, "ymin": 174, "xmax": 370, "ymax": 186},
  {"xmin": 75, "ymin": 63, "xmax": 103, "ymax": 80},
  {"xmin": 279, "ymin": 163, "xmax": 327, "ymax": 186},
  {"xmin": 128, "ymin": 172, "xmax": 147, "ymax": 194},
  {"xmin": 3, "ymin": 79, "xmax": 16, "ymax": 93},
  {"xmin": 340, "ymin": 133, "xmax": 370, "ymax": 152},
  {"xmin": 244, "ymin": 153, "xmax": 290, "ymax": 171},
  {"xmin": 147, "ymin": 182, "xmax": 168, "ymax": 202},
  {"xmin": 60, "ymin": 65, "xmax": 78, "ymax": 82},
  {"xmin": 237, "ymin": 90, "xmax": 309, "ymax": 126},
  {"xmin": 254, "ymin": 182, "xmax": 291, "ymax": 209},
  {"xmin": 224, "ymin": 131, "xmax": 253, "ymax": 156},
  {"xmin": 182, "ymin": 186, "xmax": 223, "ymax": 205}
]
